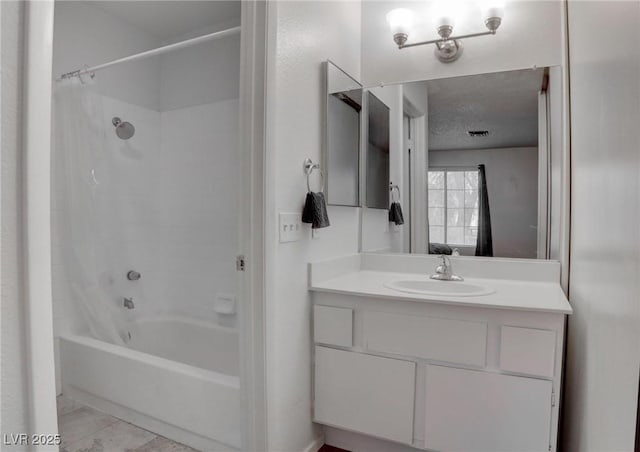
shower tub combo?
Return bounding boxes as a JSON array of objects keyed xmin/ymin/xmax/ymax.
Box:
[
  {"xmin": 59, "ymin": 316, "xmax": 241, "ymax": 451},
  {"xmin": 53, "ymin": 19, "xmax": 244, "ymax": 451}
]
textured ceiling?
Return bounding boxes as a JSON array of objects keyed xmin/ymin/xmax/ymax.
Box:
[
  {"xmin": 91, "ymin": 1, "xmax": 240, "ymax": 42},
  {"xmin": 418, "ymin": 68, "xmax": 545, "ymax": 151}
]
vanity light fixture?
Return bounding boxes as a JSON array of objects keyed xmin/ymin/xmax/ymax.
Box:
[{"xmin": 386, "ymin": 1, "xmax": 505, "ymax": 63}]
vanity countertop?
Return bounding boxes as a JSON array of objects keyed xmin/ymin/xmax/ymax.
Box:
[
  {"xmin": 310, "ymin": 270, "xmax": 572, "ymax": 314},
  {"xmin": 309, "ymin": 255, "xmax": 572, "ymax": 315}
]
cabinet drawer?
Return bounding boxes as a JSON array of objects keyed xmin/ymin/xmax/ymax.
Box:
[
  {"xmin": 314, "ymin": 305, "xmax": 353, "ymax": 347},
  {"xmin": 500, "ymin": 326, "xmax": 556, "ymax": 378},
  {"xmin": 424, "ymin": 365, "xmax": 552, "ymax": 452},
  {"xmin": 364, "ymin": 312, "xmax": 487, "ymax": 367},
  {"xmin": 314, "ymin": 346, "xmax": 415, "ymax": 444}
]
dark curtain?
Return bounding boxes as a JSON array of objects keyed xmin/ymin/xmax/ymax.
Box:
[{"xmin": 475, "ymin": 164, "xmax": 493, "ymax": 257}]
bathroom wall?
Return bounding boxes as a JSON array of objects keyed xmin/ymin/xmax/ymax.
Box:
[
  {"xmin": 361, "ymin": 0, "xmax": 563, "ymax": 86},
  {"xmin": 264, "ymin": 1, "xmax": 362, "ymax": 450},
  {"xmin": 563, "ymin": 2, "xmax": 640, "ymax": 450},
  {"xmin": 156, "ymin": 99, "xmax": 239, "ymax": 320},
  {"xmin": 1, "ymin": 0, "xmax": 30, "ymax": 435},
  {"xmin": 429, "ymin": 147, "xmax": 539, "ymax": 259},
  {"xmin": 53, "ymin": 1, "xmax": 161, "ymax": 110},
  {"xmin": 159, "ymin": 22, "xmax": 240, "ymax": 111}
]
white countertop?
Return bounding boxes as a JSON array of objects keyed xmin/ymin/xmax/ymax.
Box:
[{"xmin": 310, "ymin": 270, "xmax": 572, "ymax": 314}]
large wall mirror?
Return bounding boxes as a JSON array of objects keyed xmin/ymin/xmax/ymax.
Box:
[
  {"xmin": 324, "ymin": 61, "xmax": 362, "ymax": 206},
  {"xmin": 360, "ymin": 66, "xmax": 565, "ymax": 260}
]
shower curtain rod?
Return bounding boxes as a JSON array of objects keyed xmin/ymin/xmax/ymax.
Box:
[{"xmin": 58, "ymin": 25, "xmax": 241, "ymax": 80}]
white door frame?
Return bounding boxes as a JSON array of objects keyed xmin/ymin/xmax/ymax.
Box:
[
  {"xmin": 237, "ymin": 1, "xmax": 269, "ymax": 450},
  {"xmin": 24, "ymin": 1, "xmax": 268, "ymax": 449},
  {"xmin": 23, "ymin": 0, "xmax": 58, "ymax": 440},
  {"xmin": 537, "ymin": 89, "xmax": 550, "ymax": 259},
  {"xmin": 402, "ymin": 98, "xmax": 428, "ymax": 254}
]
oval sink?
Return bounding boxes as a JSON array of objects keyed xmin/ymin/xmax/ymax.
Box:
[{"xmin": 384, "ymin": 279, "xmax": 494, "ymax": 297}]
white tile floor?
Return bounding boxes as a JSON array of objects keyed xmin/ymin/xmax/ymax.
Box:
[{"xmin": 57, "ymin": 396, "xmax": 198, "ymax": 452}]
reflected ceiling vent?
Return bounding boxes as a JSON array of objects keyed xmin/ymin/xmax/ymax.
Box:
[{"xmin": 468, "ymin": 130, "xmax": 489, "ymax": 137}]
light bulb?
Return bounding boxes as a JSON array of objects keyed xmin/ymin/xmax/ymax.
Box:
[
  {"xmin": 482, "ymin": 0, "xmax": 505, "ymax": 31},
  {"xmin": 386, "ymin": 8, "xmax": 414, "ymax": 36},
  {"xmin": 482, "ymin": 0, "xmax": 505, "ymax": 19},
  {"xmin": 432, "ymin": 1, "xmax": 461, "ymax": 29}
]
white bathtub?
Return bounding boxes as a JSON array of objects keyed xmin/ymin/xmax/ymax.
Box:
[{"xmin": 59, "ymin": 317, "xmax": 241, "ymax": 451}]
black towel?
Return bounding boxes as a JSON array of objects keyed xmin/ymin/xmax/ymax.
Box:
[
  {"xmin": 389, "ymin": 202, "xmax": 404, "ymax": 225},
  {"xmin": 302, "ymin": 192, "xmax": 330, "ymax": 229}
]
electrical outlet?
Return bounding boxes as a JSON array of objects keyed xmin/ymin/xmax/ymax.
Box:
[{"xmin": 279, "ymin": 212, "xmax": 302, "ymax": 243}]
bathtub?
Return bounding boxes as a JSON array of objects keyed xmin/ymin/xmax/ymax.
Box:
[{"xmin": 59, "ymin": 316, "xmax": 241, "ymax": 451}]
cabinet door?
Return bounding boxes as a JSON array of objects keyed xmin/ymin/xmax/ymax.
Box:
[
  {"xmin": 424, "ymin": 365, "xmax": 552, "ymax": 452},
  {"xmin": 314, "ymin": 346, "xmax": 415, "ymax": 444}
]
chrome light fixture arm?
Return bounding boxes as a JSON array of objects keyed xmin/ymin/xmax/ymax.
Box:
[{"xmin": 396, "ymin": 29, "xmax": 496, "ymax": 50}]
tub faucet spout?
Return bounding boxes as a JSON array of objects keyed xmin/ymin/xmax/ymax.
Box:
[{"xmin": 123, "ymin": 297, "xmax": 135, "ymax": 309}]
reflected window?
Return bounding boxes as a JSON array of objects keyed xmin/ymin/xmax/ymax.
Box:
[{"xmin": 428, "ymin": 169, "xmax": 479, "ymax": 246}]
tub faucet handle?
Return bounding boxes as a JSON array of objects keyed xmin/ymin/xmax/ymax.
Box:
[
  {"xmin": 127, "ymin": 270, "xmax": 141, "ymax": 281},
  {"xmin": 123, "ymin": 297, "xmax": 135, "ymax": 309}
]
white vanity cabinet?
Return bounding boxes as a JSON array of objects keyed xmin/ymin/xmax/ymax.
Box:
[
  {"xmin": 314, "ymin": 346, "xmax": 416, "ymax": 444},
  {"xmin": 423, "ymin": 365, "xmax": 553, "ymax": 451},
  {"xmin": 311, "ymin": 292, "xmax": 568, "ymax": 452}
]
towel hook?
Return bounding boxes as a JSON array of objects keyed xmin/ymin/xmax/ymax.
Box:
[
  {"xmin": 303, "ymin": 158, "xmax": 325, "ymax": 193},
  {"xmin": 390, "ymin": 183, "xmax": 400, "ymax": 202}
]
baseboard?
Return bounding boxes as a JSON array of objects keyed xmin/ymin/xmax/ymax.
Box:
[
  {"xmin": 54, "ymin": 337, "xmax": 62, "ymax": 395},
  {"xmin": 302, "ymin": 434, "xmax": 325, "ymax": 452}
]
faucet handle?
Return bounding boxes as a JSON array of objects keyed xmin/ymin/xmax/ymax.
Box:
[
  {"xmin": 123, "ymin": 297, "xmax": 135, "ymax": 309},
  {"xmin": 439, "ymin": 254, "xmax": 452, "ymax": 268},
  {"xmin": 434, "ymin": 255, "xmax": 448, "ymax": 275}
]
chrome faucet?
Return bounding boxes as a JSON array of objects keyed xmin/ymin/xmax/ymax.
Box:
[
  {"xmin": 430, "ymin": 255, "xmax": 464, "ymax": 281},
  {"xmin": 123, "ymin": 297, "xmax": 135, "ymax": 309}
]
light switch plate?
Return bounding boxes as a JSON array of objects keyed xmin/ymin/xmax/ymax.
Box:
[{"xmin": 279, "ymin": 212, "xmax": 302, "ymax": 243}]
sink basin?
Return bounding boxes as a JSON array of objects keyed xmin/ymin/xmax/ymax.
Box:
[{"xmin": 384, "ymin": 279, "xmax": 494, "ymax": 297}]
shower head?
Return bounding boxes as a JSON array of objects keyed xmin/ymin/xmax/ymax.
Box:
[{"xmin": 112, "ymin": 117, "xmax": 135, "ymax": 140}]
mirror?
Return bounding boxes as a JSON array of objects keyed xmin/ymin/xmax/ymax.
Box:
[
  {"xmin": 366, "ymin": 91, "xmax": 390, "ymax": 209},
  {"xmin": 325, "ymin": 61, "xmax": 362, "ymax": 206},
  {"xmin": 360, "ymin": 67, "xmax": 565, "ymax": 260}
]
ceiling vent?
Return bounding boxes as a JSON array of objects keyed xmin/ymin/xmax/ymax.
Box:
[{"xmin": 467, "ymin": 130, "xmax": 489, "ymax": 137}]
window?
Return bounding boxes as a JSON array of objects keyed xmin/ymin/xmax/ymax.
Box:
[{"xmin": 428, "ymin": 169, "xmax": 479, "ymax": 246}]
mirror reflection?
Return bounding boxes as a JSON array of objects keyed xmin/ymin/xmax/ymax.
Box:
[
  {"xmin": 361, "ymin": 67, "xmax": 564, "ymax": 259},
  {"xmin": 366, "ymin": 92, "xmax": 390, "ymax": 209},
  {"xmin": 325, "ymin": 61, "xmax": 362, "ymax": 206}
]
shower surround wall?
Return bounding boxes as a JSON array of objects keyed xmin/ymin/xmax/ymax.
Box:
[{"xmin": 52, "ymin": 2, "xmax": 240, "ymax": 340}]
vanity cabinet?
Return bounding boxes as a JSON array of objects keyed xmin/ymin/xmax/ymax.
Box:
[
  {"xmin": 423, "ymin": 365, "xmax": 553, "ymax": 451},
  {"xmin": 314, "ymin": 346, "xmax": 416, "ymax": 444},
  {"xmin": 311, "ymin": 296, "xmax": 567, "ymax": 452}
]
